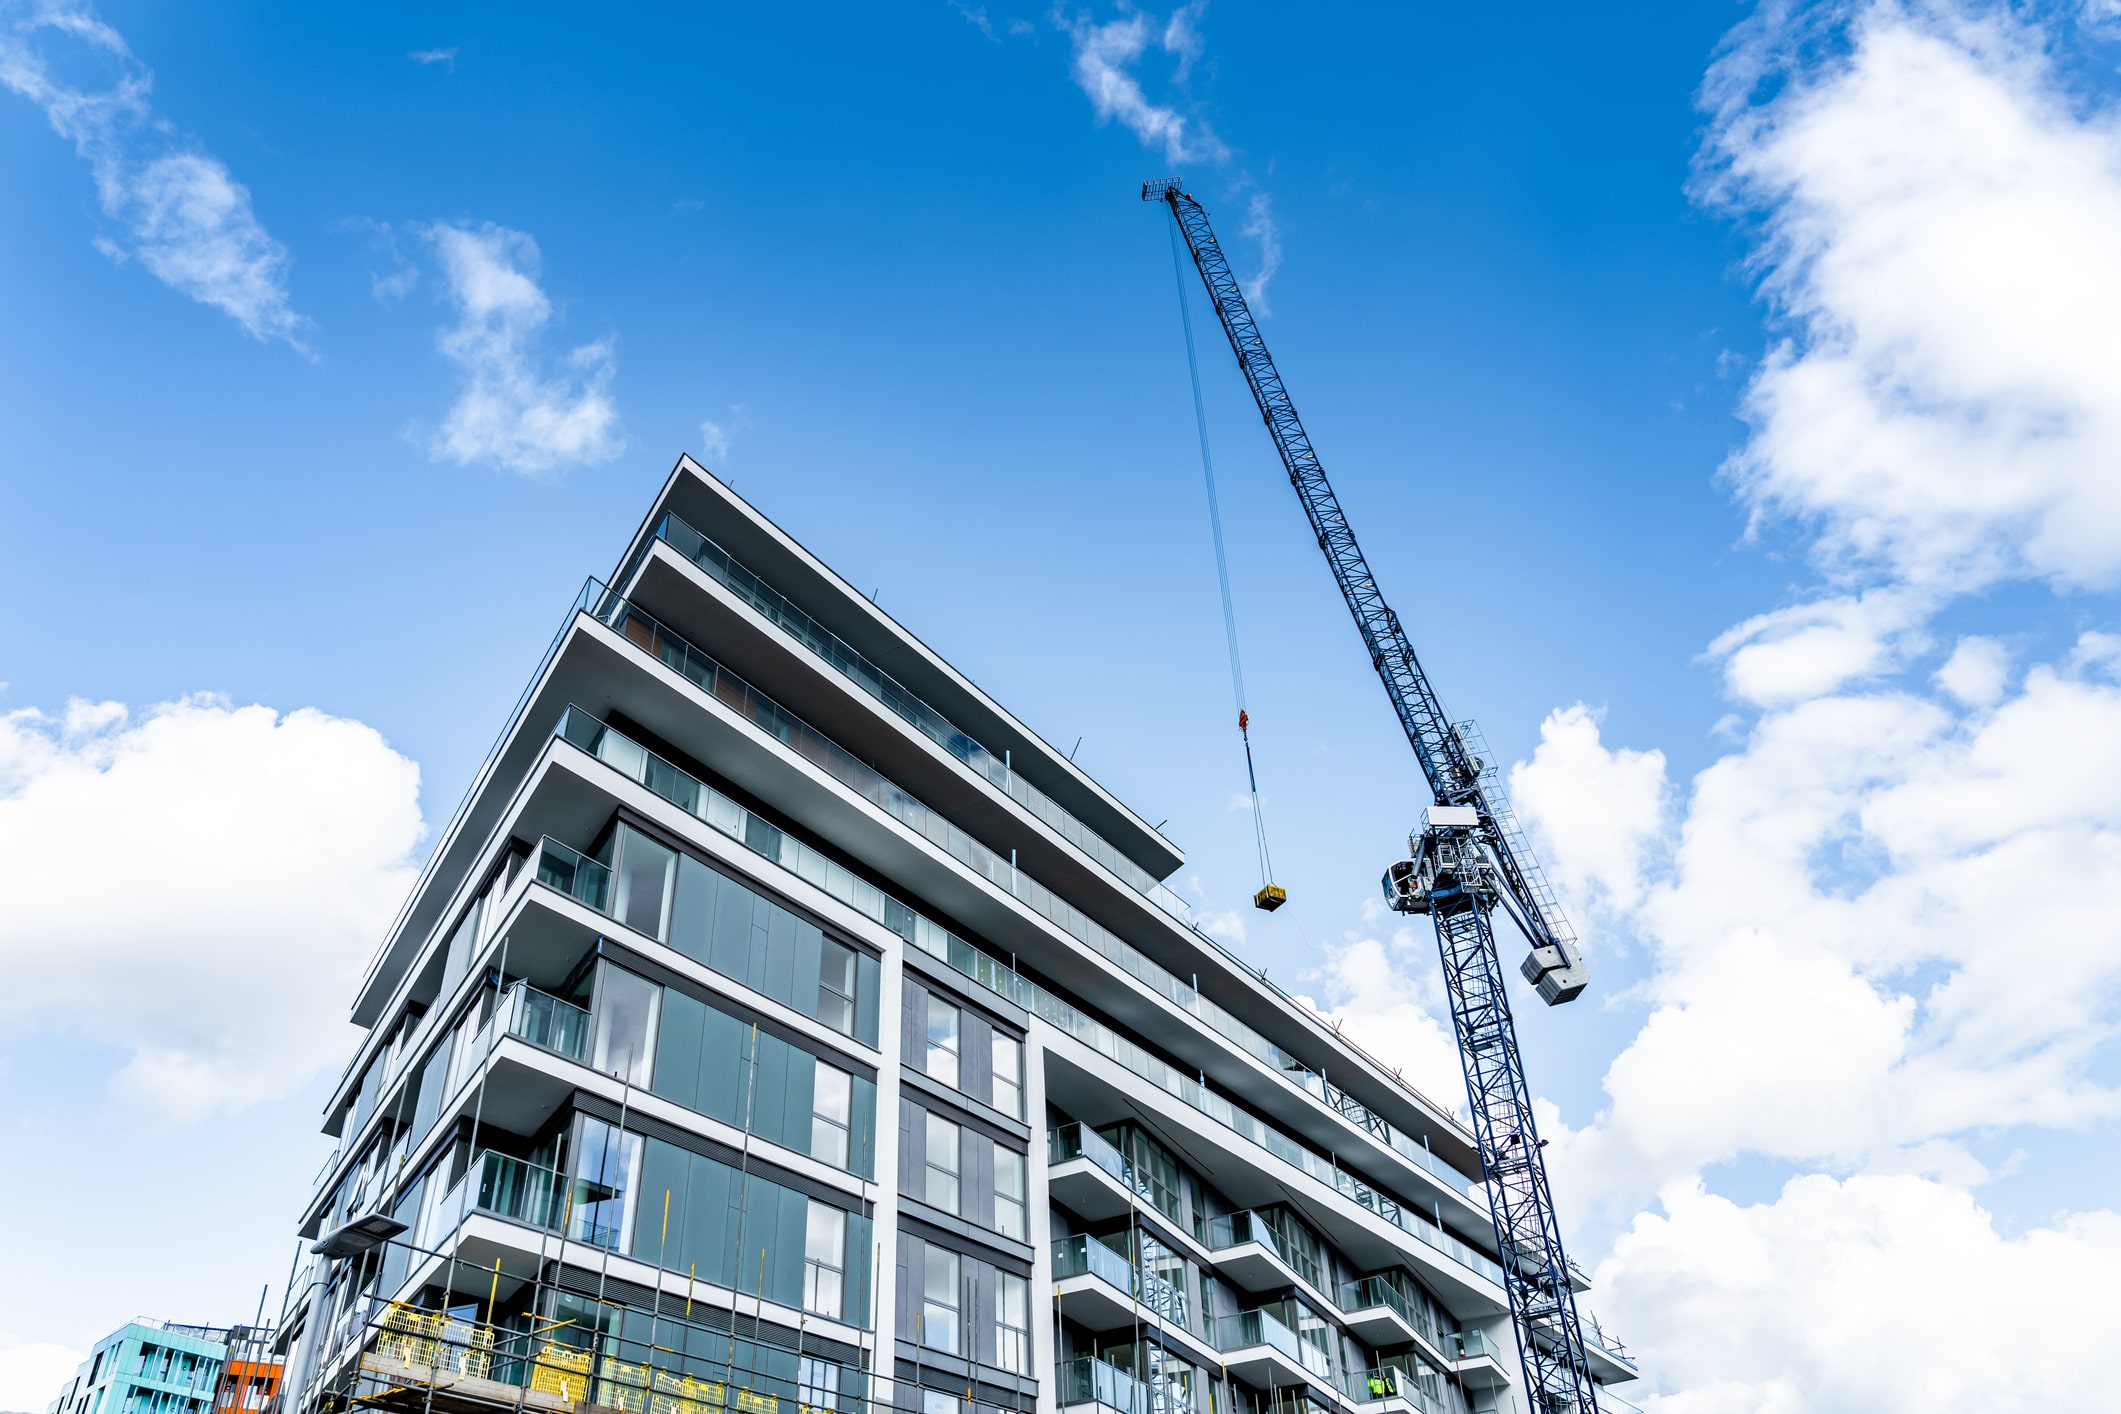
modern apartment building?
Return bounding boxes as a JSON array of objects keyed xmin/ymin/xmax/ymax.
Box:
[{"xmin": 275, "ymin": 457, "xmax": 1638, "ymax": 1414}]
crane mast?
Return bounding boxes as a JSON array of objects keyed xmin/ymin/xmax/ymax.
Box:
[{"xmin": 1145, "ymin": 179, "xmax": 1600, "ymax": 1414}]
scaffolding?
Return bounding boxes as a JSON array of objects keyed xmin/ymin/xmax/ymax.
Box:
[{"xmin": 288, "ymin": 1233, "xmax": 869, "ymax": 1414}]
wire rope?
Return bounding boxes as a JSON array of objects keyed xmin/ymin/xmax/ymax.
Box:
[{"xmin": 1167, "ymin": 215, "xmax": 1279, "ymax": 894}]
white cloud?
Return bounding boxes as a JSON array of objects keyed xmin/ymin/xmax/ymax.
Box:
[
  {"xmin": 408, "ymin": 46, "xmax": 458, "ymax": 69},
  {"xmin": 0, "ymin": 1340, "xmax": 84, "ymax": 1414},
  {"xmin": 423, "ymin": 221, "xmax": 624, "ymax": 476},
  {"xmin": 1706, "ymin": 587, "xmax": 1932, "ymax": 704},
  {"xmin": 1061, "ymin": 9, "xmax": 1225, "ymax": 164},
  {"xmin": 1239, "ymin": 191, "xmax": 1281, "ymax": 310},
  {"xmin": 1195, "ymin": 906, "xmax": 1247, "ymax": 945},
  {"xmin": 1699, "ymin": 0, "xmax": 2121, "ymax": 596},
  {"xmin": 698, "ymin": 404, "xmax": 747, "ymax": 466},
  {"xmin": 1510, "ymin": 704, "xmax": 1667, "ymax": 916},
  {"xmin": 0, "ymin": 0, "xmax": 308, "ymax": 347},
  {"xmin": 1934, "ymin": 634, "xmax": 2011, "ymax": 705},
  {"xmin": 0, "ymin": 696, "xmax": 424, "ymax": 1121},
  {"xmin": 1309, "ymin": 5, "xmax": 2121, "ymax": 1406},
  {"xmin": 1604, "ymin": 1174, "xmax": 2121, "ymax": 1413},
  {"xmin": 1296, "ymin": 920, "xmax": 1467, "ymax": 1118}
]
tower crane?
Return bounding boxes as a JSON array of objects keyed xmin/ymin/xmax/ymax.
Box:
[{"xmin": 1144, "ymin": 179, "xmax": 1601, "ymax": 1414}]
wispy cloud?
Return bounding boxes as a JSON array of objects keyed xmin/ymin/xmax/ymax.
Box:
[
  {"xmin": 1057, "ymin": 6, "xmax": 1289, "ymax": 302},
  {"xmin": 408, "ymin": 45, "xmax": 458, "ymax": 69},
  {"xmin": 0, "ymin": 0, "xmax": 309, "ymax": 349},
  {"xmin": 1060, "ymin": 8, "xmax": 1225, "ymax": 164},
  {"xmin": 421, "ymin": 221, "xmax": 623, "ymax": 476},
  {"xmin": 699, "ymin": 404, "xmax": 747, "ymax": 465},
  {"xmin": 1239, "ymin": 190, "xmax": 1281, "ymax": 310}
]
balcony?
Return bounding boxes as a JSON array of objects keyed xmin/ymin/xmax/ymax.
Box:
[
  {"xmin": 654, "ymin": 511, "xmax": 1193, "ymax": 925},
  {"xmin": 500, "ymin": 981, "xmax": 590, "ymax": 1063},
  {"xmin": 1342, "ymin": 1367, "xmax": 1448, "ymax": 1414},
  {"xmin": 424, "ymin": 1152, "xmax": 568, "ymax": 1242},
  {"xmin": 1446, "ymin": 1330, "xmax": 1510, "ymax": 1391},
  {"xmin": 554, "ymin": 700, "xmax": 1502, "ymax": 1291},
  {"xmin": 1055, "ymin": 1357, "xmax": 1190, "ymax": 1414},
  {"xmin": 1050, "ymin": 1236, "xmax": 1203, "ymax": 1345},
  {"xmin": 1582, "ymin": 1314, "xmax": 1639, "ymax": 1385},
  {"xmin": 1336, "ymin": 1276, "xmax": 1431, "ymax": 1351},
  {"xmin": 1046, "ymin": 1124, "xmax": 1184, "ymax": 1229},
  {"xmin": 1204, "ymin": 1211, "xmax": 1320, "ymax": 1296},
  {"xmin": 1210, "ymin": 1310, "xmax": 1330, "ymax": 1390},
  {"xmin": 566, "ymin": 624, "xmax": 1474, "ymax": 1224}
]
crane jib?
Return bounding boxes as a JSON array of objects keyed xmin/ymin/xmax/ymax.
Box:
[{"xmin": 1144, "ymin": 179, "xmax": 1605, "ymax": 1414}]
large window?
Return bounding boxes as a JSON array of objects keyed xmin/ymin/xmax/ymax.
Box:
[
  {"xmin": 924, "ymin": 1113, "xmax": 960, "ymax": 1213},
  {"xmin": 591, "ymin": 964, "xmax": 660, "ymax": 1087},
  {"xmin": 804, "ymin": 1200, "xmax": 847, "ymax": 1319},
  {"xmin": 612, "ymin": 830, "xmax": 676, "ymax": 938},
  {"xmin": 994, "ymin": 1271, "xmax": 1030, "ymax": 1374},
  {"xmin": 921, "ymin": 1247, "xmax": 961, "ymax": 1354},
  {"xmin": 990, "ymin": 1034, "xmax": 1023, "ymax": 1118},
  {"xmin": 798, "ymin": 1358, "xmax": 840, "ymax": 1413},
  {"xmin": 924, "ymin": 1001, "xmax": 960, "ymax": 1088},
  {"xmin": 569, "ymin": 1116, "xmax": 641, "ymax": 1252},
  {"xmin": 811, "ymin": 1064, "xmax": 852, "ymax": 1168},
  {"xmin": 993, "ymin": 1146, "xmax": 1026, "ymax": 1240},
  {"xmin": 606, "ymin": 823, "xmax": 878, "ymax": 1045},
  {"xmin": 631, "ymin": 1135, "xmax": 873, "ymax": 1326},
  {"xmin": 818, "ymin": 939, "xmax": 858, "ymax": 1034},
  {"xmin": 654, "ymin": 987, "xmax": 877, "ymax": 1178}
]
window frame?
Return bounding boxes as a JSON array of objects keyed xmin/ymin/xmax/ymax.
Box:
[
  {"xmin": 924, "ymin": 1000, "xmax": 961, "ymax": 1089},
  {"xmin": 802, "ymin": 1199, "xmax": 848, "ymax": 1320},
  {"xmin": 923, "ymin": 1112, "xmax": 961, "ymax": 1213},
  {"xmin": 920, "ymin": 1245, "xmax": 962, "ymax": 1354},
  {"xmin": 993, "ymin": 1144, "xmax": 1027, "ymax": 1240}
]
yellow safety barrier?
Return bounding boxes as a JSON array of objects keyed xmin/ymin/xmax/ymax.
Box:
[
  {"xmin": 530, "ymin": 1344, "xmax": 592, "ymax": 1403},
  {"xmin": 650, "ymin": 1368, "xmax": 726, "ymax": 1414},
  {"xmin": 372, "ymin": 1305, "xmax": 494, "ymax": 1381}
]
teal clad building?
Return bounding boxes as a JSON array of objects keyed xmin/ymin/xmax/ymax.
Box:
[{"xmin": 46, "ymin": 1322, "xmax": 230, "ymax": 1414}]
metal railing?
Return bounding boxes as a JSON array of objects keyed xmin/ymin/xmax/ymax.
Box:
[
  {"xmin": 1339, "ymin": 1275, "xmax": 1436, "ymax": 1345},
  {"xmin": 552, "ymin": 698, "xmax": 1501, "ymax": 1286},
  {"xmin": 654, "ymin": 512, "xmax": 1192, "ymax": 919},
  {"xmin": 1050, "ymin": 1236, "xmax": 1194, "ymax": 1333},
  {"xmin": 577, "ymin": 593, "xmax": 1473, "ymax": 1199}
]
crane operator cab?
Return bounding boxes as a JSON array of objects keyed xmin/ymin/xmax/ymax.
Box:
[
  {"xmin": 1382, "ymin": 805, "xmax": 1496, "ymax": 916},
  {"xmin": 1382, "ymin": 804, "xmax": 1590, "ymax": 1005}
]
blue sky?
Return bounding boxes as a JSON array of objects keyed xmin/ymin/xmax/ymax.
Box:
[{"xmin": 5, "ymin": 2, "xmax": 2121, "ymax": 1410}]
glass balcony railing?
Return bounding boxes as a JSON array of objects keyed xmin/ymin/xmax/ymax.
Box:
[
  {"xmin": 503, "ymin": 980, "xmax": 590, "ymax": 1060},
  {"xmin": 1047, "ymin": 1124, "xmax": 1188, "ymax": 1227},
  {"xmin": 1050, "ymin": 1236, "xmax": 1196, "ymax": 1333},
  {"xmin": 1056, "ymin": 1358, "xmax": 1153, "ymax": 1414},
  {"xmin": 575, "ymin": 589, "xmax": 1459, "ymax": 1188},
  {"xmin": 536, "ymin": 836, "xmax": 611, "ymax": 912},
  {"xmin": 1205, "ymin": 1210, "xmax": 1288, "ymax": 1265},
  {"xmin": 549, "ymin": 700, "xmax": 1503, "ymax": 1289},
  {"xmin": 1340, "ymin": 1276, "xmax": 1436, "ymax": 1344},
  {"xmin": 1051, "ymin": 1234, "xmax": 1138, "ymax": 1292},
  {"xmin": 430, "ymin": 1151, "xmax": 567, "ymax": 1237},
  {"xmin": 1451, "ymin": 1329, "xmax": 1499, "ymax": 1362},
  {"xmin": 1211, "ymin": 1309, "xmax": 1328, "ymax": 1378},
  {"xmin": 653, "ymin": 513, "xmax": 1194, "ymax": 921},
  {"xmin": 1343, "ymin": 1368, "xmax": 1447, "ymax": 1414}
]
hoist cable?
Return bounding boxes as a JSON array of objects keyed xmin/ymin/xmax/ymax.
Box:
[{"xmin": 1168, "ymin": 215, "xmax": 1278, "ymax": 890}]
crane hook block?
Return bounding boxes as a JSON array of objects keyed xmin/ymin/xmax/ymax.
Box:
[{"xmin": 1253, "ymin": 884, "xmax": 1287, "ymax": 912}]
